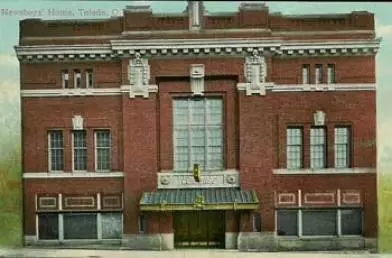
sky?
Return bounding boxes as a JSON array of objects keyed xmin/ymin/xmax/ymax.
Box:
[{"xmin": 0, "ymin": 1, "xmax": 391, "ymax": 172}]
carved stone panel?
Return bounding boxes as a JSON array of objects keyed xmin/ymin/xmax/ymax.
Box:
[
  {"xmin": 190, "ymin": 64, "xmax": 205, "ymax": 96},
  {"xmin": 127, "ymin": 53, "xmax": 157, "ymax": 98},
  {"xmin": 157, "ymin": 170, "xmax": 239, "ymax": 189}
]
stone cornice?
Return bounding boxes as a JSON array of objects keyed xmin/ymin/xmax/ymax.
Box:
[{"xmin": 14, "ymin": 37, "xmax": 381, "ymax": 62}]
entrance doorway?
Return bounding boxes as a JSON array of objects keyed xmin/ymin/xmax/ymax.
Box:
[{"xmin": 174, "ymin": 211, "xmax": 225, "ymax": 248}]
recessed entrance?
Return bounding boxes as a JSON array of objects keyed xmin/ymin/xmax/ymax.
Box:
[{"xmin": 174, "ymin": 211, "xmax": 225, "ymax": 248}]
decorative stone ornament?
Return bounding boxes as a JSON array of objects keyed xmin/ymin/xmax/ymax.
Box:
[
  {"xmin": 127, "ymin": 53, "xmax": 158, "ymax": 98},
  {"xmin": 314, "ymin": 110, "xmax": 326, "ymax": 126},
  {"xmin": 190, "ymin": 64, "xmax": 205, "ymax": 96},
  {"xmin": 72, "ymin": 115, "xmax": 84, "ymax": 130},
  {"xmin": 237, "ymin": 50, "xmax": 273, "ymax": 96}
]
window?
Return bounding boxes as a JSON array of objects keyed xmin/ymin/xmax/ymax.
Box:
[
  {"xmin": 73, "ymin": 130, "xmax": 87, "ymax": 171},
  {"xmin": 173, "ymin": 98, "xmax": 223, "ymax": 171},
  {"xmin": 139, "ymin": 214, "xmax": 147, "ymax": 233},
  {"xmin": 95, "ymin": 130, "xmax": 111, "ymax": 171},
  {"xmin": 74, "ymin": 69, "xmax": 81, "ymax": 88},
  {"xmin": 61, "ymin": 70, "xmax": 69, "ymax": 88},
  {"xmin": 86, "ymin": 69, "xmax": 93, "ymax": 88},
  {"xmin": 335, "ymin": 127, "xmax": 351, "ymax": 168},
  {"xmin": 101, "ymin": 213, "xmax": 123, "ymax": 239},
  {"xmin": 302, "ymin": 209, "xmax": 336, "ymax": 236},
  {"xmin": 310, "ymin": 127, "xmax": 327, "ymax": 169},
  {"xmin": 63, "ymin": 213, "xmax": 97, "ymax": 240},
  {"xmin": 48, "ymin": 130, "xmax": 64, "ymax": 171},
  {"xmin": 37, "ymin": 212, "xmax": 122, "ymax": 240},
  {"xmin": 327, "ymin": 64, "xmax": 336, "ymax": 84},
  {"xmin": 286, "ymin": 127, "xmax": 303, "ymax": 169},
  {"xmin": 277, "ymin": 210, "xmax": 298, "ymax": 236},
  {"xmin": 277, "ymin": 209, "xmax": 363, "ymax": 237},
  {"xmin": 341, "ymin": 209, "xmax": 363, "ymax": 235},
  {"xmin": 302, "ymin": 64, "xmax": 310, "ymax": 84},
  {"xmin": 253, "ymin": 212, "xmax": 261, "ymax": 232},
  {"xmin": 315, "ymin": 64, "xmax": 323, "ymax": 84},
  {"xmin": 38, "ymin": 213, "xmax": 59, "ymax": 240}
]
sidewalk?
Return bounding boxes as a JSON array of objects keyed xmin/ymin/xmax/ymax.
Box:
[{"xmin": 0, "ymin": 248, "xmax": 388, "ymax": 258}]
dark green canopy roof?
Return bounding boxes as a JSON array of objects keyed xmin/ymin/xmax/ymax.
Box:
[{"xmin": 140, "ymin": 188, "xmax": 259, "ymax": 211}]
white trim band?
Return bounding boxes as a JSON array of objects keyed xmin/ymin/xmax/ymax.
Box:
[
  {"xmin": 21, "ymin": 83, "xmax": 377, "ymax": 98},
  {"xmin": 273, "ymin": 167, "xmax": 376, "ymax": 175},
  {"xmin": 23, "ymin": 172, "xmax": 124, "ymax": 179}
]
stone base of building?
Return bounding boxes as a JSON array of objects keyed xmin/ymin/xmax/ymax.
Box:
[
  {"xmin": 237, "ymin": 232, "xmax": 377, "ymax": 252},
  {"xmin": 24, "ymin": 234, "xmax": 377, "ymax": 252},
  {"xmin": 122, "ymin": 234, "xmax": 174, "ymax": 250}
]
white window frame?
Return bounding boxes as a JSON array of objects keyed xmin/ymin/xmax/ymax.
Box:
[
  {"xmin": 72, "ymin": 130, "xmax": 88, "ymax": 172},
  {"xmin": 334, "ymin": 127, "xmax": 351, "ymax": 168},
  {"xmin": 327, "ymin": 64, "xmax": 336, "ymax": 84},
  {"xmin": 61, "ymin": 70, "xmax": 69, "ymax": 89},
  {"xmin": 302, "ymin": 64, "xmax": 310, "ymax": 84},
  {"xmin": 173, "ymin": 97, "xmax": 224, "ymax": 172},
  {"xmin": 276, "ymin": 208, "xmax": 363, "ymax": 238},
  {"xmin": 74, "ymin": 69, "xmax": 82, "ymax": 89},
  {"xmin": 315, "ymin": 64, "xmax": 323, "ymax": 84},
  {"xmin": 48, "ymin": 130, "xmax": 64, "ymax": 172},
  {"xmin": 94, "ymin": 129, "xmax": 111, "ymax": 172},
  {"xmin": 85, "ymin": 69, "xmax": 93, "ymax": 88},
  {"xmin": 286, "ymin": 127, "xmax": 303, "ymax": 169},
  {"xmin": 310, "ymin": 127, "xmax": 327, "ymax": 169}
]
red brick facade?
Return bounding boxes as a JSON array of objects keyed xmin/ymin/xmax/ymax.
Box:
[{"xmin": 17, "ymin": 1, "xmax": 379, "ymax": 250}]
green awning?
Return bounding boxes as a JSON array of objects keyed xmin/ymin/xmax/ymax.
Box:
[{"xmin": 139, "ymin": 188, "xmax": 259, "ymax": 211}]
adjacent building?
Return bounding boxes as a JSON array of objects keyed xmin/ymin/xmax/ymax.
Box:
[{"xmin": 15, "ymin": 1, "xmax": 380, "ymax": 251}]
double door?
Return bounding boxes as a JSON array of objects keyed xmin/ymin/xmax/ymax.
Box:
[{"xmin": 174, "ymin": 211, "xmax": 225, "ymax": 248}]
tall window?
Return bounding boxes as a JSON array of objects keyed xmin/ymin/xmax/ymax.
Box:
[
  {"xmin": 61, "ymin": 70, "xmax": 69, "ymax": 89},
  {"xmin": 86, "ymin": 69, "xmax": 93, "ymax": 88},
  {"xmin": 327, "ymin": 64, "xmax": 336, "ymax": 84},
  {"xmin": 48, "ymin": 130, "xmax": 64, "ymax": 171},
  {"xmin": 95, "ymin": 130, "xmax": 111, "ymax": 171},
  {"xmin": 173, "ymin": 98, "xmax": 223, "ymax": 171},
  {"xmin": 74, "ymin": 69, "xmax": 81, "ymax": 88},
  {"xmin": 335, "ymin": 127, "xmax": 351, "ymax": 168},
  {"xmin": 286, "ymin": 127, "xmax": 303, "ymax": 169},
  {"xmin": 302, "ymin": 64, "xmax": 310, "ymax": 84},
  {"xmin": 73, "ymin": 130, "xmax": 87, "ymax": 171},
  {"xmin": 310, "ymin": 127, "xmax": 327, "ymax": 169},
  {"xmin": 315, "ymin": 64, "xmax": 323, "ymax": 84}
]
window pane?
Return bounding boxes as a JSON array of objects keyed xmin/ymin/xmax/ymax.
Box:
[
  {"xmin": 191, "ymin": 128, "xmax": 205, "ymax": 146},
  {"xmin": 302, "ymin": 210, "xmax": 337, "ymax": 236},
  {"xmin": 74, "ymin": 149, "xmax": 88, "ymax": 170},
  {"xmin": 341, "ymin": 209, "xmax": 362, "ymax": 235},
  {"xmin": 277, "ymin": 210, "xmax": 298, "ymax": 236},
  {"xmin": 38, "ymin": 213, "xmax": 58, "ymax": 240},
  {"xmin": 101, "ymin": 213, "xmax": 122, "ymax": 239},
  {"xmin": 97, "ymin": 149, "xmax": 111, "ymax": 170},
  {"xmin": 74, "ymin": 131, "xmax": 87, "ymax": 148},
  {"xmin": 96, "ymin": 130, "xmax": 110, "ymax": 147},
  {"xmin": 63, "ymin": 213, "xmax": 97, "ymax": 239},
  {"xmin": 51, "ymin": 149, "xmax": 64, "ymax": 171}
]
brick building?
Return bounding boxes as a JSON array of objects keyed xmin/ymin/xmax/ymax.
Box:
[{"xmin": 15, "ymin": 1, "xmax": 380, "ymax": 251}]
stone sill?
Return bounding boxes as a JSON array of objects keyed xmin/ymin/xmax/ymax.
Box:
[{"xmin": 273, "ymin": 168, "xmax": 376, "ymax": 175}]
